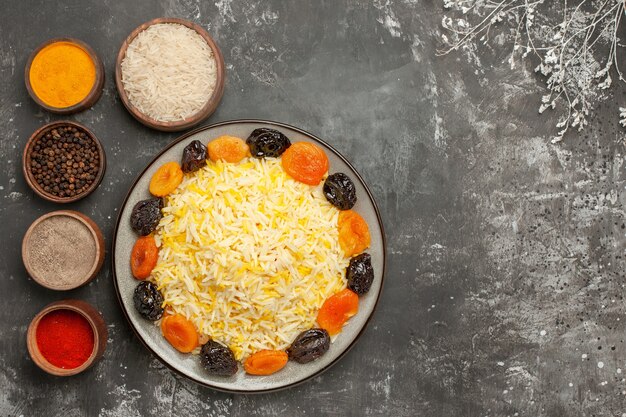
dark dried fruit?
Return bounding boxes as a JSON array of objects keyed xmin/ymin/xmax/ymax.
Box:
[
  {"xmin": 200, "ymin": 340, "xmax": 238, "ymax": 376},
  {"xmin": 246, "ymin": 128, "xmax": 291, "ymax": 158},
  {"xmin": 286, "ymin": 328, "xmax": 330, "ymax": 364},
  {"xmin": 323, "ymin": 173, "xmax": 357, "ymax": 210},
  {"xmin": 133, "ymin": 281, "xmax": 164, "ymax": 321},
  {"xmin": 130, "ymin": 198, "xmax": 164, "ymax": 235},
  {"xmin": 181, "ymin": 140, "xmax": 208, "ymax": 173},
  {"xmin": 346, "ymin": 253, "xmax": 374, "ymax": 295}
]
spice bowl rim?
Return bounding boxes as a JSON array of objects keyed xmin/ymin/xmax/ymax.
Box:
[
  {"xmin": 27, "ymin": 299, "xmax": 108, "ymax": 376},
  {"xmin": 24, "ymin": 37, "xmax": 105, "ymax": 115},
  {"xmin": 22, "ymin": 210, "xmax": 105, "ymax": 291},
  {"xmin": 114, "ymin": 17, "xmax": 226, "ymax": 132},
  {"xmin": 22, "ymin": 120, "xmax": 107, "ymax": 203}
]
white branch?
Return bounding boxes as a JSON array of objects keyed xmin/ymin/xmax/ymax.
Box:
[{"xmin": 439, "ymin": 0, "xmax": 626, "ymax": 139}]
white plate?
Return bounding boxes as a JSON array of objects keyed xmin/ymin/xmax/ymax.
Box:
[{"xmin": 112, "ymin": 120, "xmax": 386, "ymax": 392}]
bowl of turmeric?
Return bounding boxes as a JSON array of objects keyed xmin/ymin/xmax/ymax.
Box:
[{"xmin": 25, "ymin": 38, "xmax": 105, "ymax": 114}]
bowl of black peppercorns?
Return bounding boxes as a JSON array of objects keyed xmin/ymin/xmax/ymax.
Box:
[{"xmin": 22, "ymin": 121, "xmax": 106, "ymax": 203}]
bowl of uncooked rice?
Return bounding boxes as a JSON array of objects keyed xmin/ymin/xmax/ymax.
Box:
[{"xmin": 116, "ymin": 18, "xmax": 225, "ymax": 131}]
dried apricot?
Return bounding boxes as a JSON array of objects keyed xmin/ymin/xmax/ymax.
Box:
[
  {"xmin": 208, "ymin": 135, "xmax": 249, "ymax": 163},
  {"xmin": 130, "ymin": 235, "xmax": 159, "ymax": 279},
  {"xmin": 161, "ymin": 314, "xmax": 199, "ymax": 353},
  {"xmin": 149, "ymin": 162, "xmax": 183, "ymax": 197},
  {"xmin": 316, "ymin": 289, "xmax": 359, "ymax": 335},
  {"xmin": 338, "ymin": 210, "xmax": 371, "ymax": 256},
  {"xmin": 244, "ymin": 350, "xmax": 288, "ymax": 375},
  {"xmin": 281, "ymin": 142, "xmax": 329, "ymax": 186}
]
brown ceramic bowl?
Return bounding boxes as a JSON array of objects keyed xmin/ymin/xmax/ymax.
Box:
[
  {"xmin": 115, "ymin": 17, "xmax": 225, "ymax": 132},
  {"xmin": 27, "ymin": 299, "xmax": 107, "ymax": 376},
  {"xmin": 22, "ymin": 210, "xmax": 105, "ymax": 291},
  {"xmin": 25, "ymin": 38, "xmax": 105, "ymax": 114},
  {"xmin": 22, "ymin": 120, "xmax": 106, "ymax": 203}
]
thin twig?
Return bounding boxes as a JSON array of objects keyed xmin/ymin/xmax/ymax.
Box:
[{"xmin": 439, "ymin": 0, "xmax": 626, "ymax": 140}]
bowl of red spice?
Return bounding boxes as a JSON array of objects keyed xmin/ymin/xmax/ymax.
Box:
[
  {"xmin": 23, "ymin": 120, "xmax": 106, "ymax": 203},
  {"xmin": 27, "ymin": 299, "xmax": 107, "ymax": 376}
]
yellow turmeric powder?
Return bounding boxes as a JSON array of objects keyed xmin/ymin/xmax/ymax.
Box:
[{"xmin": 29, "ymin": 41, "xmax": 96, "ymax": 108}]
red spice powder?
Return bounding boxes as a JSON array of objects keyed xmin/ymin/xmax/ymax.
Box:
[{"xmin": 36, "ymin": 309, "xmax": 94, "ymax": 369}]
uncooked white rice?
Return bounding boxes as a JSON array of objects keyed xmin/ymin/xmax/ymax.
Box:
[
  {"xmin": 151, "ymin": 158, "xmax": 349, "ymax": 360},
  {"xmin": 120, "ymin": 23, "xmax": 217, "ymax": 122}
]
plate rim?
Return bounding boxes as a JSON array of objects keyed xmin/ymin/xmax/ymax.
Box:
[{"xmin": 111, "ymin": 119, "xmax": 387, "ymax": 393}]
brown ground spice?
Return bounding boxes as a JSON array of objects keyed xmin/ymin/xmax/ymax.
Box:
[{"xmin": 25, "ymin": 215, "xmax": 96, "ymax": 287}]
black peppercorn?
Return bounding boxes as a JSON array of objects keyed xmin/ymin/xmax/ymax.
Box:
[{"xmin": 28, "ymin": 125, "xmax": 100, "ymax": 198}]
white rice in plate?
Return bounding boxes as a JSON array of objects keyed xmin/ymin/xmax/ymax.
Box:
[{"xmin": 151, "ymin": 157, "xmax": 348, "ymax": 360}]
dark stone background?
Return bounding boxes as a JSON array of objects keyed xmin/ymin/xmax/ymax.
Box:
[{"xmin": 1, "ymin": 0, "xmax": 625, "ymax": 416}]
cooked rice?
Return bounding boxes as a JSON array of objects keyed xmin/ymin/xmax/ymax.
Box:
[
  {"xmin": 120, "ymin": 23, "xmax": 217, "ymax": 122},
  {"xmin": 151, "ymin": 157, "xmax": 348, "ymax": 360}
]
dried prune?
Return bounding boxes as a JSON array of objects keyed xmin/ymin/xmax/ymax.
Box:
[
  {"xmin": 133, "ymin": 281, "xmax": 164, "ymax": 321},
  {"xmin": 130, "ymin": 198, "xmax": 163, "ymax": 235},
  {"xmin": 323, "ymin": 173, "xmax": 357, "ymax": 210},
  {"xmin": 200, "ymin": 340, "xmax": 238, "ymax": 376},
  {"xmin": 286, "ymin": 328, "xmax": 330, "ymax": 364},
  {"xmin": 346, "ymin": 253, "xmax": 374, "ymax": 295},
  {"xmin": 246, "ymin": 128, "xmax": 291, "ymax": 158},
  {"xmin": 181, "ymin": 140, "xmax": 208, "ymax": 173}
]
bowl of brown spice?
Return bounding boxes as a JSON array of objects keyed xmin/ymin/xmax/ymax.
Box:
[
  {"xmin": 22, "ymin": 210, "xmax": 105, "ymax": 291},
  {"xmin": 23, "ymin": 120, "xmax": 106, "ymax": 203}
]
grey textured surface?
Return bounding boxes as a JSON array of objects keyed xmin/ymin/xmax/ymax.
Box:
[{"xmin": 1, "ymin": 1, "xmax": 625, "ymax": 416}]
